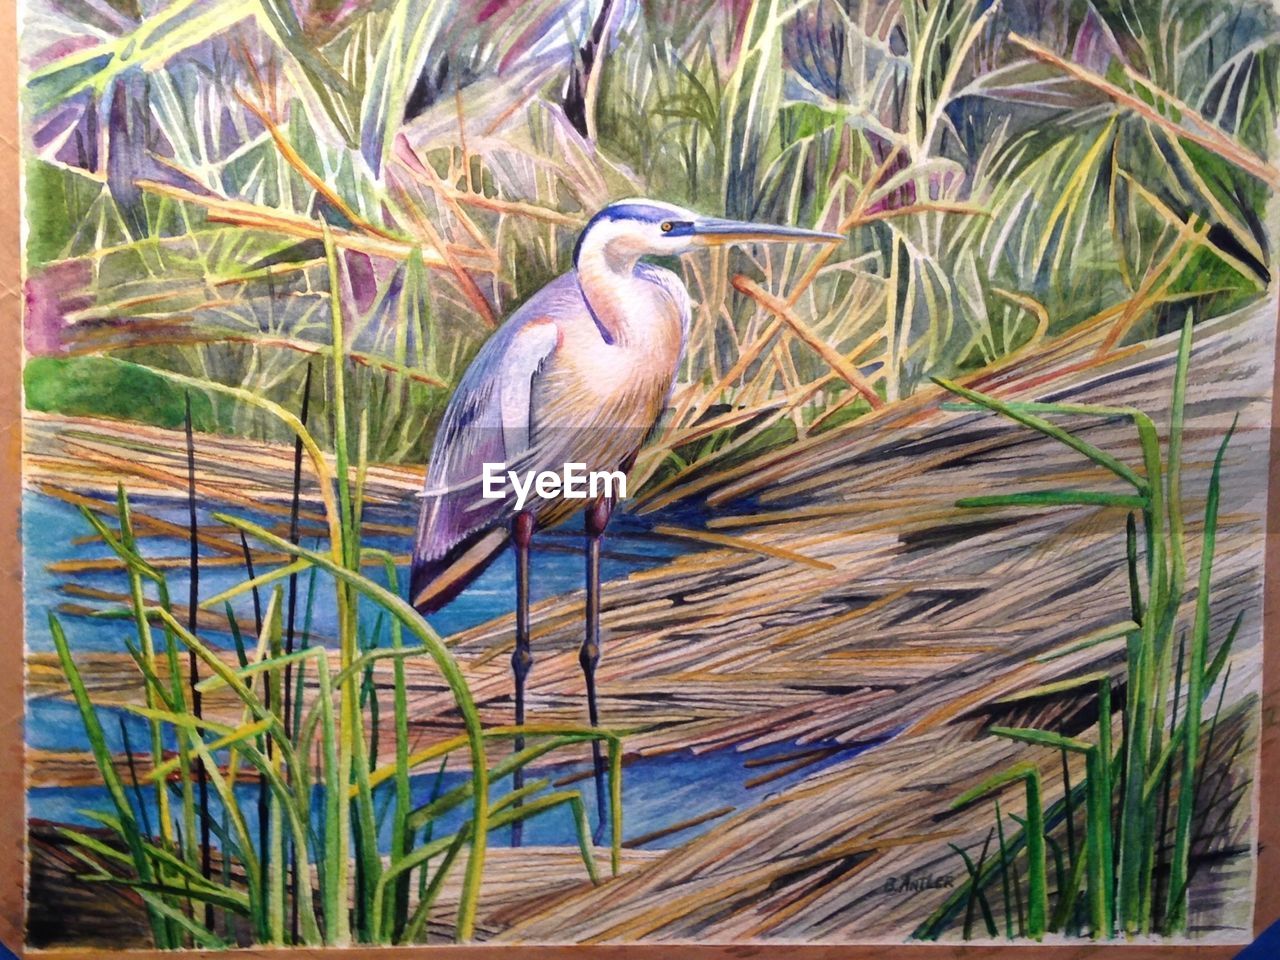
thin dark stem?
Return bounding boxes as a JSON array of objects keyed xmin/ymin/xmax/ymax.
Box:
[
  {"xmin": 240, "ymin": 533, "xmax": 264, "ymax": 636},
  {"xmin": 1119, "ymin": 512, "xmax": 1141, "ymax": 914},
  {"xmin": 1126, "ymin": 512, "xmax": 1144, "ymax": 621},
  {"xmin": 184, "ymin": 393, "xmax": 213, "ymax": 928},
  {"xmin": 118, "ymin": 716, "xmax": 154, "ymax": 841},
  {"xmin": 283, "ymin": 363, "xmax": 311, "ymax": 942},
  {"xmin": 283, "ymin": 363, "xmax": 312, "ymax": 734}
]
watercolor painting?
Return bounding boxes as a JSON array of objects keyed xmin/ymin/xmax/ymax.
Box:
[{"xmin": 18, "ymin": 0, "xmax": 1280, "ymax": 949}]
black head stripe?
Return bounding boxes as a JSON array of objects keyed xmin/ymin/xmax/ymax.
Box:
[{"xmin": 574, "ymin": 204, "xmax": 691, "ymax": 265}]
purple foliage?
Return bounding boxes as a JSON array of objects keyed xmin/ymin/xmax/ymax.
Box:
[
  {"xmin": 25, "ymin": 261, "xmax": 92, "ymax": 357},
  {"xmin": 1071, "ymin": 5, "xmax": 1126, "ymax": 73}
]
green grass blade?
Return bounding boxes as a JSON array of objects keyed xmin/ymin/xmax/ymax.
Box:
[
  {"xmin": 994, "ymin": 672, "xmax": 1112, "ymax": 704},
  {"xmin": 265, "ymin": 587, "xmax": 286, "ymax": 945},
  {"xmin": 148, "ymin": 718, "xmax": 273, "ymax": 781},
  {"xmin": 313, "ymin": 652, "xmax": 342, "ymax": 944},
  {"xmin": 1204, "ymin": 611, "xmax": 1244, "ymax": 692},
  {"xmin": 995, "ymin": 799, "xmax": 1013, "ymax": 939},
  {"xmin": 1036, "ymin": 622, "xmax": 1139, "ymax": 663},
  {"xmin": 1050, "ymin": 839, "xmax": 1086, "ymax": 934},
  {"xmin": 988, "ymin": 726, "xmax": 1092, "ymax": 754},
  {"xmin": 404, "ymin": 734, "xmax": 607, "ymax": 831},
  {"xmin": 200, "ymin": 559, "xmax": 313, "ymax": 610},
  {"xmin": 195, "ymin": 646, "xmax": 327, "ymax": 693},
  {"xmin": 371, "ymin": 553, "xmax": 414, "ymax": 939},
  {"xmin": 89, "ymin": 495, "xmax": 177, "ymax": 867},
  {"xmin": 1126, "ymin": 512, "xmax": 1144, "ymax": 621},
  {"xmin": 953, "ymin": 761, "xmax": 1042, "ymax": 809},
  {"xmin": 1165, "ymin": 314, "xmax": 1194, "ymax": 594},
  {"xmin": 50, "ymin": 613, "xmax": 171, "ymax": 945},
  {"xmin": 1060, "ymin": 748, "xmax": 1077, "ymax": 875},
  {"xmin": 133, "ymin": 889, "xmax": 232, "ymax": 950},
  {"xmin": 608, "ymin": 736, "xmax": 624, "ymax": 876},
  {"xmin": 85, "ymin": 875, "xmax": 250, "ymax": 915},
  {"xmin": 957, "ymin": 491, "xmax": 1148, "ymax": 510},
  {"xmin": 1166, "ymin": 417, "xmax": 1235, "ymax": 931},
  {"xmin": 933, "ymin": 379, "xmax": 1147, "ymax": 491},
  {"xmin": 1082, "ymin": 747, "xmax": 1113, "ymax": 937},
  {"xmin": 400, "ymin": 832, "xmax": 468, "ymax": 944},
  {"xmin": 1023, "ymin": 771, "xmax": 1047, "ymax": 939},
  {"xmin": 358, "ymin": 0, "xmax": 448, "ymax": 174},
  {"xmin": 61, "ymin": 825, "xmax": 253, "ymax": 915},
  {"xmin": 1095, "ymin": 680, "xmax": 1114, "ymax": 938},
  {"xmin": 255, "ymin": 0, "xmax": 356, "ymax": 143},
  {"xmin": 951, "ymin": 832, "xmax": 998, "ymax": 938},
  {"xmin": 216, "ymin": 504, "xmax": 492, "ymax": 939}
]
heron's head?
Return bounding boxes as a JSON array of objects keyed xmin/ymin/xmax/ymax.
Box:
[{"xmin": 573, "ymin": 199, "xmax": 842, "ymax": 270}]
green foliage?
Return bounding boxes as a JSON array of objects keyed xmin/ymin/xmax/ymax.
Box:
[
  {"xmin": 23, "ymin": 159, "xmax": 103, "ymax": 268},
  {"xmin": 25, "ymin": 356, "xmax": 217, "ymax": 431},
  {"xmin": 25, "ymin": 0, "xmax": 257, "ymax": 114},
  {"xmin": 357, "ymin": 0, "xmax": 450, "ymax": 174}
]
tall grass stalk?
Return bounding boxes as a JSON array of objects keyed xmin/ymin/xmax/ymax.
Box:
[{"xmin": 954, "ymin": 764, "xmax": 1046, "ymax": 940}]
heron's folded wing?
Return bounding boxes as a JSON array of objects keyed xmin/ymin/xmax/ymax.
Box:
[
  {"xmin": 424, "ymin": 318, "xmax": 558, "ymax": 489},
  {"xmin": 496, "ymin": 317, "xmax": 560, "ymax": 466},
  {"xmin": 411, "ymin": 305, "xmax": 567, "ymax": 611}
]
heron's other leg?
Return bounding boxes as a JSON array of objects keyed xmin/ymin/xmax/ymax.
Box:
[
  {"xmin": 511, "ymin": 511, "xmax": 535, "ymax": 847},
  {"xmin": 581, "ymin": 496, "xmax": 613, "ymax": 841}
]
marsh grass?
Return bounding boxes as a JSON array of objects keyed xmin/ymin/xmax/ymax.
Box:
[
  {"xmin": 48, "ymin": 232, "xmax": 622, "ymax": 947},
  {"xmin": 917, "ymin": 315, "xmax": 1240, "ymax": 940}
]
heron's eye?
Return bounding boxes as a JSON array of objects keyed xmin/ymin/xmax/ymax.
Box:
[{"xmin": 660, "ymin": 221, "xmax": 673, "ymax": 233}]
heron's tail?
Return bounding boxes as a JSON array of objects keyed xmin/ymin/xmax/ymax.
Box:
[{"xmin": 411, "ymin": 525, "xmax": 510, "ymax": 615}]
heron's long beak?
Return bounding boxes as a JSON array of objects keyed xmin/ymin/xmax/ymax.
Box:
[{"xmin": 692, "ymin": 218, "xmax": 843, "ymax": 246}]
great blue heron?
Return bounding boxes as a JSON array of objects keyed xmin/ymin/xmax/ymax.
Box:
[{"xmin": 410, "ymin": 199, "xmax": 840, "ymax": 841}]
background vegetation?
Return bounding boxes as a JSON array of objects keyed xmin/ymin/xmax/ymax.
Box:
[{"xmin": 23, "ymin": 0, "xmax": 1279, "ymax": 476}]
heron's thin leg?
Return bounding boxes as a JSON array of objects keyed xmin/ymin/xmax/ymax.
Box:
[
  {"xmin": 511, "ymin": 511, "xmax": 535, "ymax": 847},
  {"xmin": 581, "ymin": 497, "xmax": 612, "ymax": 842}
]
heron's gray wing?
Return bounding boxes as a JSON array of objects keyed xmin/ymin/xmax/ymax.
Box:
[
  {"xmin": 414, "ymin": 315, "xmax": 560, "ymax": 564},
  {"xmin": 495, "ymin": 320, "xmax": 558, "ymax": 466}
]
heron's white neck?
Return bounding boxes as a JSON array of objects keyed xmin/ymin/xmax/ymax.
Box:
[{"xmin": 575, "ymin": 238, "xmax": 654, "ymax": 348}]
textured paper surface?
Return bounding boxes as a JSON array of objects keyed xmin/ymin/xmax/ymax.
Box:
[{"xmin": 10, "ymin": 1, "xmax": 1280, "ymax": 955}]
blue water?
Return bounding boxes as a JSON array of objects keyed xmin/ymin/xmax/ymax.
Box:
[
  {"xmin": 29, "ymin": 739, "xmax": 861, "ymax": 851},
  {"xmin": 25, "ymin": 490, "xmax": 875, "ymax": 850},
  {"xmin": 23, "ymin": 491, "xmax": 683, "ymax": 652}
]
